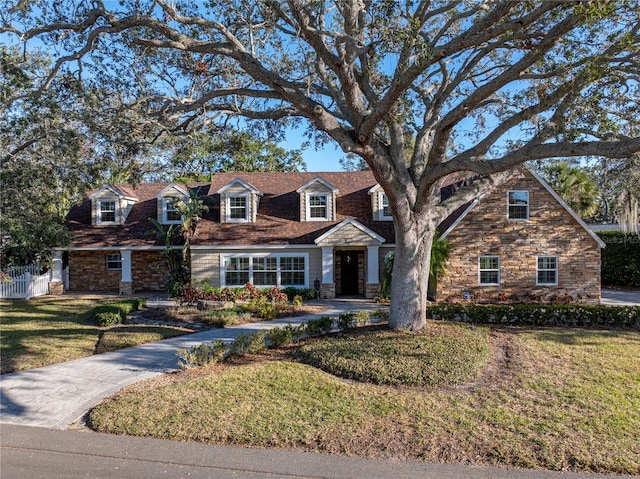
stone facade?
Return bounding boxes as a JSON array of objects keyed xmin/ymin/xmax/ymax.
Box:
[
  {"xmin": 437, "ymin": 170, "xmax": 601, "ymax": 305},
  {"xmin": 68, "ymin": 250, "xmax": 169, "ymax": 292}
]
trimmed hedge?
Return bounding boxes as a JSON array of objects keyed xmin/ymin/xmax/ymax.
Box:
[
  {"xmin": 426, "ymin": 303, "xmax": 640, "ymax": 329},
  {"xmin": 597, "ymin": 231, "xmax": 640, "ymax": 287},
  {"xmin": 93, "ymin": 298, "xmax": 147, "ymax": 327}
]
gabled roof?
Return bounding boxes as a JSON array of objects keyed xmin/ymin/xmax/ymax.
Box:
[
  {"xmin": 156, "ymin": 183, "xmax": 189, "ymax": 198},
  {"xmin": 216, "ymin": 177, "xmax": 263, "ymax": 196},
  {"xmin": 314, "ymin": 218, "xmax": 386, "ymax": 245},
  {"xmin": 296, "ymin": 176, "xmax": 339, "ymax": 193},
  {"xmin": 526, "ymin": 166, "xmax": 606, "ymax": 248},
  {"xmin": 88, "ymin": 184, "xmax": 138, "ymax": 202}
]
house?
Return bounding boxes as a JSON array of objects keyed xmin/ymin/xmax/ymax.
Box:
[{"xmin": 54, "ymin": 167, "xmax": 604, "ymax": 304}]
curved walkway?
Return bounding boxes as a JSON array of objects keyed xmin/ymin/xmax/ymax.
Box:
[{"xmin": 0, "ymin": 300, "xmax": 381, "ymax": 429}]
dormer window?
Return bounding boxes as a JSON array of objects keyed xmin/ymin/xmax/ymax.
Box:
[
  {"xmin": 99, "ymin": 200, "xmax": 117, "ymax": 224},
  {"xmin": 227, "ymin": 195, "xmax": 248, "ymax": 222},
  {"xmin": 308, "ymin": 194, "xmax": 328, "ymax": 220},
  {"xmin": 217, "ymin": 178, "xmax": 262, "ymax": 224},
  {"xmin": 380, "ymin": 193, "xmax": 392, "ymax": 219},
  {"xmin": 162, "ymin": 197, "xmax": 182, "ymax": 224},
  {"xmin": 296, "ymin": 177, "xmax": 338, "ymax": 222}
]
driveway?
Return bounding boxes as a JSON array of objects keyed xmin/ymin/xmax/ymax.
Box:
[
  {"xmin": 0, "ymin": 300, "xmax": 382, "ymax": 429},
  {"xmin": 601, "ymin": 288, "xmax": 640, "ymax": 306}
]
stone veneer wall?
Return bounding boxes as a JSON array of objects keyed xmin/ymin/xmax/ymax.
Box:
[
  {"xmin": 69, "ymin": 250, "xmax": 169, "ymax": 292},
  {"xmin": 69, "ymin": 251, "xmax": 121, "ymax": 291},
  {"xmin": 437, "ymin": 170, "xmax": 601, "ymax": 305}
]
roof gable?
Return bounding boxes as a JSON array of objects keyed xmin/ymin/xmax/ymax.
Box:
[
  {"xmin": 217, "ymin": 177, "xmax": 263, "ymax": 196},
  {"xmin": 156, "ymin": 183, "xmax": 189, "ymax": 198},
  {"xmin": 315, "ymin": 218, "xmax": 385, "ymax": 246},
  {"xmin": 296, "ymin": 176, "xmax": 339, "ymax": 193}
]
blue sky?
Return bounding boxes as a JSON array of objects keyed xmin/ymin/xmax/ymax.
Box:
[{"xmin": 280, "ymin": 129, "xmax": 344, "ymax": 172}]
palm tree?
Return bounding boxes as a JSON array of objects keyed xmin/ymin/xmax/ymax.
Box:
[{"xmin": 541, "ymin": 161, "xmax": 599, "ymax": 219}]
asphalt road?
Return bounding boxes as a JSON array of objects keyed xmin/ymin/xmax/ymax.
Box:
[{"xmin": 1, "ymin": 424, "xmax": 630, "ymax": 479}]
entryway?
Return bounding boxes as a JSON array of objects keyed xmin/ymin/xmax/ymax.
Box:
[{"xmin": 337, "ymin": 249, "xmax": 364, "ymax": 296}]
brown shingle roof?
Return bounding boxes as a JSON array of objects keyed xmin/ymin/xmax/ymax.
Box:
[{"xmin": 65, "ymin": 172, "xmax": 475, "ymax": 248}]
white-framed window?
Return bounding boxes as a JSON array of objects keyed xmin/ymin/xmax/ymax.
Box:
[
  {"xmin": 479, "ymin": 256, "xmax": 500, "ymax": 285},
  {"xmin": 162, "ymin": 197, "xmax": 182, "ymax": 224},
  {"xmin": 537, "ymin": 256, "xmax": 558, "ymax": 285},
  {"xmin": 379, "ymin": 192, "xmax": 392, "ymax": 220},
  {"xmin": 99, "ymin": 200, "xmax": 117, "ymax": 224},
  {"xmin": 308, "ymin": 194, "xmax": 328, "ymax": 220},
  {"xmin": 106, "ymin": 253, "xmax": 122, "ymax": 270},
  {"xmin": 221, "ymin": 253, "xmax": 309, "ymax": 288},
  {"xmin": 507, "ymin": 190, "xmax": 529, "ymax": 220},
  {"xmin": 226, "ymin": 195, "xmax": 249, "ymax": 222},
  {"xmin": 253, "ymin": 257, "xmax": 278, "ymax": 286}
]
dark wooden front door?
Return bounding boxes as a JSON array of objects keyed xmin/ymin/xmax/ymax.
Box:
[{"xmin": 340, "ymin": 250, "xmax": 360, "ymax": 295}]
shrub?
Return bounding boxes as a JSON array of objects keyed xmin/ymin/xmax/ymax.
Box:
[
  {"xmin": 228, "ymin": 331, "xmax": 267, "ymax": 357},
  {"xmin": 281, "ymin": 287, "xmax": 316, "ymax": 301},
  {"xmin": 305, "ymin": 316, "xmax": 334, "ymax": 337},
  {"xmin": 201, "ymin": 308, "xmax": 252, "ymax": 327},
  {"xmin": 176, "ymin": 340, "xmax": 226, "ymax": 368},
  {"xmin": 337, "ymin": 312, "xmax": 357, "ymax": 330},
  {"xmin": 247, "ymin": 296, "xmax": 280, "ymax": 320},
  {"xmin": 597, "ymin": 231, "xmax": 640, "ymax": 287},
  {"xmin": 426, "ymin": 303, "xmax": 640, "ymax": 329},
  {"xmin": 265, "ymin": 326, "xmax": 294, "ymax": 348},
  {"xmin": 292, "ymin": 294, "xmax": 304, "ymax": 306},
  {"xmin": 93, "ymin": 299, "xmax": 144, "ymax": 327}
]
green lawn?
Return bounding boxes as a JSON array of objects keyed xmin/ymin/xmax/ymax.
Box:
[
  {"xmin": 89, "ymin": 325, "xmax": 640, "ymax": 475},
  {"xmin": 0, "ymin": 297, "xmax": 191, "ymax": 374}
]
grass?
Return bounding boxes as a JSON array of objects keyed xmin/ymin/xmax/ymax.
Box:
[
  {"xmin": 297, "ymin": 323, "xmax": 490, "ymax": 387},
  {"xmin": 0, "ymin": 297, "xmax": 192, "ymax": 373},
  {"xmin": 95, "ymin": 325, "xmax": 192, "ymax": 354},
  {"xmin": 89, "ymin": 324, "xmax": 640, "ymax": 475}
]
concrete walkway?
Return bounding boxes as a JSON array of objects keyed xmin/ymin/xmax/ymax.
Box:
[{"xmin": 0, "ymin": 300, "xmax": 381, "ymax": 429}]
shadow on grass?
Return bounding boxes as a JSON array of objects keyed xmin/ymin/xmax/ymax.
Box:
[{"xmin": 524, "ymin": 328, "xmax": 640, "ymax": 346}]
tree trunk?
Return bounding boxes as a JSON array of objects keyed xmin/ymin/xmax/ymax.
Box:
[{"xmin": 388, "ymin": 220, "xmax": 435, "ymax": 331}]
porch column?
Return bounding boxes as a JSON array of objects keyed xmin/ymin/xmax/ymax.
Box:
[
  {"xmin": 51, "ymin": 251, "xmax": 63, "ymax": 282},
  {"xmin": 366, "ymin": 245, "xmax": 381, "ymax": 299},
  {"xmin": 320, "ymin": 246, "xmax": 336, "ymax": 299},
  {"xmin": 119, "ymin": 250, "xmax": 134, "ymax": 295},
  {"xmin": 49, "ymin": 250, "xmax": 65, "ymax": 295}
]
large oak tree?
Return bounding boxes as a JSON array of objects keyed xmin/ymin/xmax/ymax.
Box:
[{"xmin": 4, "ymin": 1, "xmax": 639, "ymax": 329}]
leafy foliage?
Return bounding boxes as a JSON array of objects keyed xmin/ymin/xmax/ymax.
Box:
[
  {"xmin": 597, "ymin": 231, "xmax": 640, "ymax": 287},
  {"xmin": 427, "ymin": 304, "xmax": 640, "ymax": 329},
  {"xmin": 540, "ymin": 161, "xmax": 599, "ymax": 219}
]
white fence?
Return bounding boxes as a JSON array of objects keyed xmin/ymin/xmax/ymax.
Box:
[{"xmin": 0, "ymin": 266, "xmax": 52, "ymax": 299}]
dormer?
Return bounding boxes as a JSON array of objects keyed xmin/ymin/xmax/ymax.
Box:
[
  {"xmin": 217, "ymin": 178, "xmax": 262, "ymax": 223},
  {"xmin": 89, "ymin": 185, "xmax": 138, "ymax": 225},
  {"xmin": 296, "ymin": 177, "xmax": 338, "ymax": 222},
  {"xmin": 368, "ymin": 184, "xmax": 393, "ymax": 221},
  {"xmin": 156, "ymin": 183, "xmax": 189, "ymax": 225}
]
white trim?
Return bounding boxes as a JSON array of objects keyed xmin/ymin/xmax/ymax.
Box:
[
  {"xmin": 156, "ymin": 183, "xmax": 189, "ymax": 199},
  {"xmin": 219, "ymin": 252, "xmax": 309, "ymax": 288},
  {"xmin": 296, "ymin": 177, "xmax": 339, "ymax": 193},
  {"xmin": 378, "ymin": 192, "xmax": 393, "ymax": 221},
  {"xmin": 507, "ymin": 190, "xmax": 530, "ymax": 221},
  {"xmin": 314, "ymin": 218, "xmax": 386, "ymax": 245},
  {"xmin": 217, "ymin": 177, "xmax": 262, "ymax": 196},
  {"xmin": 225, "ymin": 193, "xmax": 250, "ymax": 222},
  {"xmin": 97, "ymin": 199, "xmax": 118, "ymax": 225},
  {"xmin": 190, "ymin": 244, "xmax": 313, "ymax": 251},
  {"xmin": 478, "ymin": 256, "xmax": 500, "ymax": 286},
  {"xmin": 536, "ymin": 255, "xmax": 559, "ymax": 286},
  {"xmin": 306, "ymin": 193, "xmax": 329, "ymax": 221},
  {"xmin": 440, "ymin": 200, "xmax": 478, "ymax": 239},
  {"xmin": 161, "ymin": 197, "xmax": 183, "ymax": 224},
  {"xmin": 89, "ymin": 185, "xmax": 138, "ymax": 202},
  {"xmin": 527, "ymin": 166, "xmax": 606, "ymax": 248}
]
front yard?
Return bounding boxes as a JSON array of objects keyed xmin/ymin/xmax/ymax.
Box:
[
  {"xmin": 0, "ymin": 296, "xmax": 191, "ymax": 374},
  {"xmin": 89, "ymin": 324, "xmax": 640, "ymax": 475}
]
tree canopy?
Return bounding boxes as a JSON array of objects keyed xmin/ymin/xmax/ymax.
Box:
[{"xmin": 3, "ymin": 1, "xmax": 639, "ymax": 328}]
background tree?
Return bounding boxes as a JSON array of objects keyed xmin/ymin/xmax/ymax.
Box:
[
  {"xmin": 167, "ymin": 130, "xmax": 306, "ymax": 182},
  {"xmin": 540, "ymin": 160, "xmax": 599, "ymax": 219},
  {"xmin": 591, "ymin": 156, "xmax": 640, "ymax": 233},
  {"xmin": 4, "ymin": 1, "xmax": 639, "ymax": 329}
]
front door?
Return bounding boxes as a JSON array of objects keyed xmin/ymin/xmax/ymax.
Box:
[{"xmin": 340, "ymin": 250, "xmax": 360, "ymax": 295}]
